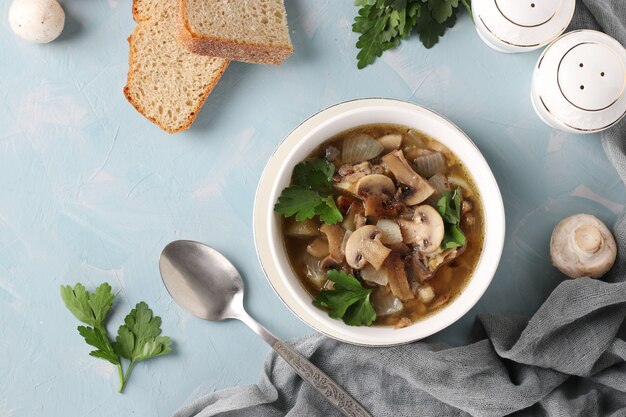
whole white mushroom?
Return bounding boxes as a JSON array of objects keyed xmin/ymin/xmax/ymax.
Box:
[
  {"xmin": 8, "ymin": 0, "xmax": 65, "ymax": 44},
  {"xmin": 550, "ymin": 214, "xmax": 617, "ymax": 279}
]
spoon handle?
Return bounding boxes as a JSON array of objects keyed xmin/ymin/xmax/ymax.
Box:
[{"xmin": 272, "ymin": 340, "xmax": 373, "ymax": 417}]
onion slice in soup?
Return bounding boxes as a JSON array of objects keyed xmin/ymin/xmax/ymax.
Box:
[
  {"xmin": 413, "ymin": 151, "xmax": 446, "ymax": 178},
  {"xmin": 370, "ymin": 287, "xmax": 404, "ymax": 316},
  {"xmin": 342, "ymin": 133, "xmax": 384, "ymax": 163}
]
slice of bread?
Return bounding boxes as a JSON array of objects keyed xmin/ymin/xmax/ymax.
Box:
[
  {"xmin": 179, "ymin": 0, "xmax": 293, "ymax": 65},
  {"xmin": 124, "ymin": 0, "xmax": 229, "ymax": 133}
]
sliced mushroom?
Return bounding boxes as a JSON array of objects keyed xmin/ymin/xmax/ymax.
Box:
[
  {"xmin": 336, "ymin": 195, "xmax": 357, "ymax": 214},
  {"xmin": 306, "ymin": 237, "xmax": 330, "ymax": 258},
  {"xmin": 550, "ymin": 214, "xmax": 617, "ymax": 278},
  {"xmin": 340, "ymin": 230, "xmax": 352, "ymax": 258},
  {"xmin": 334, "ymin": 162, "xmax": 373, "ymax": 196},
  {"xmin": 399, "ymin": 205, "xmax": 445, "ymax": 253},
  {"xmin": 406, "ymin": 255, "xmax": 434, "ymax": 282},
  {"xmin": 342, "ymin": 201, "xmax": 363, "ymax": 232},
  {"xmin": 424, "ymin": 247, "xmax": 462, "ymax": 271},
  {"xmin": 382, "ymin": 150, "xmax": 434, "ymax": 205},
  {"xmin": 320, "ymin": 255, "xmax": 341, "ymax": 273},
  {"xmin": 344, "ymin": 225, "xmax": 391, "ymax": 270},
  {"xmin": 320, "ymin": 223, "xmax": 345, "ymax": 263},
  {"xmin": 356, "ymin": 174, "xmax": 396, "ymax": 217},
  {"xmin": 385, "ymin": 253, "xmax": 415, "ymax": 301},
  {"xmin": 355, "ymin": 210, "xmax": 367, "ymax": 230}
]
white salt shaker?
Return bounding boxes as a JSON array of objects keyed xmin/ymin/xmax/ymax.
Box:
[
  {"xmin": 531, "ymin": 30, "xmax": 626, "ymax": 134},
  {"xmin": 473, "ymin": 0, "xmax": 575, "ymax": 53}
]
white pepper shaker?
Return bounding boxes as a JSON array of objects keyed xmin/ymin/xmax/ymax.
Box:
[
  {"xmin": 472, "ymin": 0, "xmax": 575, "ymax": 53},
  {"xmin": 531, "ymin": 30, "xmax": 626, "ymax": 134}
]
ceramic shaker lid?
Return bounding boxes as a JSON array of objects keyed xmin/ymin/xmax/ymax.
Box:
[
  {"xmin": 531, "ymin": 30, "xmax": 626, "ymax": 134},
  {"xmin": 473, "ymin": 0, "xmax": 575, "ymax": 53}
]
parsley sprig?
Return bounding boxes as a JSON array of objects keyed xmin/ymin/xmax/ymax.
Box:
[
  {"xmin": 437, "ymin": 187, "xmax": 466, "ymax": 249},
  {"xmin": 61, "ymin": 283, "xmax": 171, "ymax": 392},
  {"xmin": 274, "ymin": 159, "xmax": 343, "ymax": 224},
  {"xmin": 313, "ymin": 270, "xmax": 377, "ymax": 326},
  {"xmin": 353, "ymin": 0, "xmax": 471, "ymax": 69}
]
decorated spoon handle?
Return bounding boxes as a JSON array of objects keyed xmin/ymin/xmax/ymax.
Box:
[{"xmin": 272, "ymin": 340, "xmax": 373, "ymax": 417}]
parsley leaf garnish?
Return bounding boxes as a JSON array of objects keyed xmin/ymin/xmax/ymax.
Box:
[
  {"xmin": 427, "ymin": 0, "xmax": 459, "ymax": 23},
  {"xmin": 61, "ymin": 283, "xmax": 121, "ymax": 366},
  {"xmin": 113, "ymin": 302, "xmax": 172, "ymax": 387},
  {"xmin": 352, "ymin": 0, "xmax": 468, "ymax": 68},
  {"xmin": 61, "ymin": 283, "xmax": 171, "ymax": 392},
  {"xmin": 293, "ymin": 159, "xmax": 335, "ymax": 190},
  {"xmin": 437, "ymin": 187, "xmax": 462, "ymax": 224},
  {"xmin": 61, "ymin": 282, "xmax": 114, "ymax": 328},
  {"xmin": 274, "ymin": 159, "xmax": 343, "ymax": 225},
  {"xmin": 415, "ymin": 5, "xmax": 457, "ymax": 49},
  {"xmin": 77, "ymin": 325, "xmax": 120, "ymax": 365},
  {"xmin": 442, "ymin": 223, "xmax": 466, "ymax": 249},
  {"xmin": 313, "ymin": 270, "xmax": 377, "ymax": 326},
  {"xmin": 353, "ymin": 0, "xmax": 420, "ymax": 69},
  {"xmin": 437, "ymin": 187, "xmax": 466, "ymax": 249}
]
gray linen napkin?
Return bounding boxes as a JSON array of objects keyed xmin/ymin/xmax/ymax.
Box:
[{"xmin": 172, "ymin": 1, "xmax": 626, "ymax": 416}]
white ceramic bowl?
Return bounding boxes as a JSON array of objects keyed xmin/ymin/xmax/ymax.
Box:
[{"xmin": 253, "ymin": 99, "xmax": 505, "ymax": 346}]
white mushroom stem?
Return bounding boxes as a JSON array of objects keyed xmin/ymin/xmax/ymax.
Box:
[
  {"xmin": 320, "ymin": 223, "xmax": 345, "ymax": 263},
  {"xmin": 385, "ymin": 253, "xmax": 415, "ymax": 301},
  {"xmin": 550, "ymin": 214, "xmax": 617, "ymax": 279}
]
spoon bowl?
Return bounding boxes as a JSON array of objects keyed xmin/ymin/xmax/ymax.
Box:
[
  {"xmin": 159, "ymin": 240, "xmax": 372, "ymax": 417},
  {"xmin": 160, "ymin": 241, "xmax": 243, "ymax": 321}
]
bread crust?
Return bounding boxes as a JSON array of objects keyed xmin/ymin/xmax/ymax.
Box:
[
  {"xmin": 124, "ymin": 0, "xmax": 229, "ymax": 133},
  {"xmin": 178, "ymin": 0, "xmax": 293, "ymax": 66}
]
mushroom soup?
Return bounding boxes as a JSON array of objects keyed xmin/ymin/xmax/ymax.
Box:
[{"xmin": 275, "ymin": 124, "xmax": 484, "ymax": 328}]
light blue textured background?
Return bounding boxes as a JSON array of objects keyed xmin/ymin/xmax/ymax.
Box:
[{"xmin": 1, "ymin": 1, "xmax": 623, "ymax": 416}]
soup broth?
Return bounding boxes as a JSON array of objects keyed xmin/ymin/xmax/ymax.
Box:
[{"xmin": 281, "ymin": 124, "xmax": 484, "ymax": 328}]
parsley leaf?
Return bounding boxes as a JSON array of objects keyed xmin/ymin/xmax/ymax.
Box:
[
  {"xmin": 426, "ymin": 0, "xmax": 459, "ymax": 24},
  {"xmin": 114, "ymin": 302, "xmax": 172, "ymax": 362},
  {"xmin": 353, "ymin": 0, "xmax": 468, "ymax": 67},
  {"xmin": 61, "ymin": 283, "xmax": 171, "ymax": 393},
  {"xmin": 78, "ymin": 325, "xmax": 120, "ymax": 365},
  {"xmin": 437, "ymin": 187, "xmax": 466, "ymax": 249},
  {"xmin": 415, "ymin": 6, "xmax": 457, "ymax": 49},
  {"xmin": 315, "ymin": 195, "xmax": 344, "ymax": 224},
  {"xmin": 61, "ymin": 283, "xmax": 114, "ymax": 329},
  {"xmin": 275, "ymin": 186, "xmax": 324, "ymax": 221},
  {"xmin": 293, "ymin": 159, "xmax": 334, "ymax": 190},
  {"xmin": 437, "ymin": 187, "xmax": 462, "ymax": 224},
  {"xmin": 353, "ymin": 0, "xmax": 420, "ymax": 69},
  {"xmin": 313, "ymin": 270, "xmax": 377, "ymax": 326},
  {"xmin": 442, "ymin": 223, "xmax": 466, "ymax": 249},
  {"xmin": 274, "ymin": 159, "xmax": 343, "ymax": 225}
]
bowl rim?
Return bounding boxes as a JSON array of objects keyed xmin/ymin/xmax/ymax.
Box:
[{"xmin": 253, "ymin": 98, "xmax": 505, "ymax": 346}]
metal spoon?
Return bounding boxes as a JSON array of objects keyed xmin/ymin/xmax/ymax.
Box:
[{"xmin": 159, "ymin": 240, "xmax": 372, "ymax": 417}]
